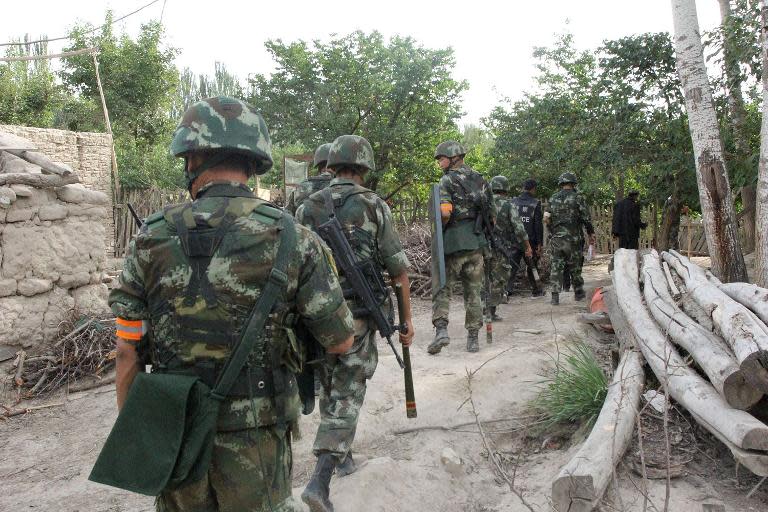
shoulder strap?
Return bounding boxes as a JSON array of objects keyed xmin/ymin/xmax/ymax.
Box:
[{"xmin": 211, "ymin": 214, "xmax": 298, "ymax": 400}]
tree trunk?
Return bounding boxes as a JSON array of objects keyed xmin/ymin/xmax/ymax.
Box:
[
  {"xmin": 642, "ymin": 252, "xmax": 762, "ymax": 409},
  {"xmin": 551, "ymin": 350, "xmax": 645, "ymax": 512},
  {"xmin": 755, "ymin": 2, "xmax": 768, "ymax": 287},
  {"xmin": 613, "ymin": 249, "xmax": 768, "ymax": 451},
  {"xmin": 741, "ymin": 185, "xmax": 756, "ymax": 253},
  {"xmin": 718, "ymin": 0, "xmax": 750, "ymax": 158},
  {"xmin": 671, "ymin": 0, "xmax": 748, "ymax": 282}
]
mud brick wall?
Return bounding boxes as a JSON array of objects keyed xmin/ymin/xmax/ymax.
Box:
[{"xmin": 0, "ymin": 125, "xmax": 115, "ymax": 254}]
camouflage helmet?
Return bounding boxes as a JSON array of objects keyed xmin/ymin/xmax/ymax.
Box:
[
  {"xmin": 313, "ymin": 143, "xmax": 332, "ymax": 168},
  {"xmin": 170, "ymin": 96, "xmax": 273, "ymax": 176},
  {"xmin": 558, "ymin": 172, "xmax": 578, "ymax": 185},
  {"xmin": 327, "ymin": 135, "xmax": 375, "ymax": 172},
  {"xmin": 434, "ymin": 140, "xmax": 466, "ymax": 159},
  {"xmin": 490, "ymin": 175, "xmax": 510, "ymax": 193}
]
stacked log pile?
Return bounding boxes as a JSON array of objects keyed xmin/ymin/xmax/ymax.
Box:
[{"xmin": 552, "ymin": 248, "xmax": 768, "ymax": 512}]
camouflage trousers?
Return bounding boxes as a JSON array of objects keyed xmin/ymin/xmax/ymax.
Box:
[
  {"xmin": 156, "ymin": 426, "xmax": 301, "ymax": 512},
  {"xmin": 549, "ymin": 236, "xmax": 584, "ymax": 294},
  {"xmin": 432, "ymin": 249, "xmax": 485, "ymax": 331},
  {"xmin": 313, "ymin": 327, "xmax": 378, "ymax": 463},
  {"xmin": 486, "ymin": 251, "xmax": 512, "ymax": 308}
]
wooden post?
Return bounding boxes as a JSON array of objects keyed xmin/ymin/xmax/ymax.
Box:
[
  {"xmin": 687, "ymin": 218, "xmax": 693, "ymax": 258},
  {"xmin": 92, "ymin": 53, "xmax": 120, "ymax": 222}
]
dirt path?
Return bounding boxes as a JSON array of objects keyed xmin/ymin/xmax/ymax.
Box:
[{"xmin": 1, "ymin": 255, "xmax": 767, "ymax": 511}]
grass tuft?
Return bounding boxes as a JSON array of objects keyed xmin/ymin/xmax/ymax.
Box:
[{"xmin": 532, "ymin": 340, "xmax": 608, "ymax": 427}]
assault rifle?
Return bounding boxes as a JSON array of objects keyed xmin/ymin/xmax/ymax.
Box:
[
  {"xmin": 316, "ymin": 209, "xmax": 417, "ymax": 418},
  {"xmin": 127, "ymin": 203, "xmax": 143, "ymax": 229}
]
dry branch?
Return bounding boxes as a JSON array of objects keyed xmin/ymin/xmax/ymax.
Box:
[
  {"xmin": 641, "ymin": 252, "xmax": 762, "ymax": 410},
  {"xmin": 718, "ymin": 282, "xmax": 768, "ymax": 326},
  {"xmin": 662, "ymin": 250, "xmax": 768, "ymax": 392},
  {"xmin": 551, "ymin": 350, "xmax": 645, "ymax": 512},
  {"xmin": 614, "ymin": 249, "xmax": 768, "ymax": 454}
]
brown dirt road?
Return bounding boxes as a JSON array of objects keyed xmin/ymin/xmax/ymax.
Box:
[{"xmin": 1, "ymin": 255, "xmax": 766, "ymax": 511}]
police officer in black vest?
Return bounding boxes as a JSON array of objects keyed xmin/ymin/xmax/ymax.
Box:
[{"xmin": 510, "ymin": 179, "xmax": 544, "ymax": 297}]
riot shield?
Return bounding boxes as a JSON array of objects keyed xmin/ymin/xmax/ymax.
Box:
[{"xmin": 429, "ymin": 183, "xmax": 447, "ymax": 297}]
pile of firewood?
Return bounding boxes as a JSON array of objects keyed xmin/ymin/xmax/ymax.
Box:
[
  {"xmin": 552, "ymin": 248, "xmax": 768, "ymax": 512},
  {"xmin": 9, "ymin": 316, "xmax": 116, "ymax": 398},
  {"xmin": 398, "ymin": 223, "xmax": 433, "ymax": 298}
]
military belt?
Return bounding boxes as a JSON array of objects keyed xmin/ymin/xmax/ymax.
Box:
[{"xmin": 157, "ymin": 364, "xmax": 278, "ymax": 398}]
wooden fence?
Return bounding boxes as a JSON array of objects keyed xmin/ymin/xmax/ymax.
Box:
[{"xmin": 114, "ymin": 187, "xmax": 188, "ymax": 257}]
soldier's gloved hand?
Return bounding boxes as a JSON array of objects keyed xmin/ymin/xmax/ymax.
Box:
[
  {"xmin": 589, "ymin": 234, "xmax": 597, "ymax": 246},
  {"xmin": 399, "ymin": 319, "xmax": 415, "ymax": 347},
  {"xmin": 536, "ymin": 245, "xmax": 543, "ymax": 257},
  {"xmin": 525, "ymin": 246, "xmax": 533, "ymax": 259}
]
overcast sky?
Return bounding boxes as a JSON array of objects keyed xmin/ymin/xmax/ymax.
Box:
[{"xmin": 1, "ymin": 0, "xmax": 722, "ymax": 125}]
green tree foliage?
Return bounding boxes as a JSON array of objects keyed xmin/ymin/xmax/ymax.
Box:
[
  {"xmin": 0, "ymin": 38, "xmax": 64, "ymax": 127},
  {"xmin": 247, "ymin": 31, "xmax": 467, "ymax": 192},
  {"xmin": 61, "ymin": 15, "xmax": 182, "ymax": 189},
  {"xmin": 486, "ymin": 33, "xmax": 696, "ymax": 207}
]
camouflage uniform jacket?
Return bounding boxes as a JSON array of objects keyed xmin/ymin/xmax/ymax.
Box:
[
  {"xmin": 439, "ymin": 163, "xmax": 494, "ymax": 255},
  {"xmin": 285, "ymin": 170, "xmax": 334, "ymax": 216},
  {"xmin": 492, "ymin": 194, "xmax": 528, "ymax": 256},
  {"xmin": 109, "ymin": 181, "xmax": 354, "ymax": 431},
  {"xmin": 545, "ymin": 188, "xmax": 595, "ymax": 241},
  {"xmin": 296, "ymin": 178, "xmax": 410, "ymax": 333}
]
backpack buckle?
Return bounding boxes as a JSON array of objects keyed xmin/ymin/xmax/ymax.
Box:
[{"xmin": 268, "ymin": 268, "xmax": 289, "ymax": 286}]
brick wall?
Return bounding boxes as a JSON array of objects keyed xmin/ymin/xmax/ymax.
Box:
[{"xmin": 0, "ymin": 125, "xmax": 115, "ymax": 254}]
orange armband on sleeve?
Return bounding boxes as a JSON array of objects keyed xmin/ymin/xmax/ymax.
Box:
[
  {"xmin": 440, "ymin": 203, "xmax": 453, "ymax": 217},
  {"xmin": 116, "ymin": 318, "xmax": 147, "ymax": 342}
]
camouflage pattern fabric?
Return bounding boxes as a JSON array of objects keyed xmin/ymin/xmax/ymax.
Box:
[
  {"xmin": 492, "ymin": 194, "xmax": 528, "ymax": 254},
  {"xmin": 169, "ymin": 96, "xmax": 273, "ymax": 176},
  {"xmin": 439, "ymin": 163, "xmax": 493, "ymax": 255},
  {"xmin": 284, "ymin": 170, "xmax": 333, "ymax": 216},
  {"xmin": 487, "ymin": 253, "xmax": 511, "ymax": 308},
  {"xmin": 312, "ymin": 330, "xmax": 377, "ymax": 462},
  {"xmin": 109, "ymin": 181, "xmax": 355, "ymax": 431},
  {"xmin": 432, "ymin": 249, "xmax": 485, "ymax": 331},
  {"xmin": 157, "ymin": 426, "xmax": 302, "ymax": 512},
  {"xmin": 487, "ymin": 194, "xmax": 528, "ymax": 307},
  {"xmin": 327, "ymin": 135, "xmax": 375, "ymax": 171},
  {"xmin": 434, "ymin": 140, "xmax": 467, "ymax": 158},
  {"xmin": 545, "ymin": 188, "xmax": 594, "ymax": 294},
  {"xmin": 296, "ymin": 177, "xmax": 409, "ymax": 463}
]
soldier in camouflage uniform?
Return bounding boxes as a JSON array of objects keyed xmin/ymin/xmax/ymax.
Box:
[
  {"xmin": 285, "ymin": 143, "xmax": 334, "ymax": 215},
  {"xmin": 429, "ymin": 140, "xmax": 493, "ymax": 354},
  {"xmin": 296, "ymin": 134, "xmax": 414, "ymax": 512},
  {"xmin": 487, "ymin": 176, "xmax": 532, "ymax": 319},
  {"xmin": 109, "ymin": 97, "xmax": 355, "ymax": 512},
  {"xmin": 545, "ymin": 172, "xmax": 596, "ymax": 305}
]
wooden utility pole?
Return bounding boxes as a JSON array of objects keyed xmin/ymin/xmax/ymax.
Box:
[
  {"xmin": 92, "ymin": 53, "xmax": 120, "ymax": 202},
  {"xmin": 755, "ymin": 1, "xmax": 768, "ymax": 286}
]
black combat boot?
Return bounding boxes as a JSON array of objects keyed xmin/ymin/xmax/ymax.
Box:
[
  {"xmin": 551, "ymin": 292, "xmax": 560, "ymax": 305},
  {"xmin": 466, "ymin": 330, "xmax": 480, "ymax": 352},
  {"xmin": 574, "ymin": 288, "xmax": 586, "ymax": 301},
  {"xmin": 531, "ymin": 288, "xmax": 544, "ymax": 297},
  {"xmin": 428, "ymin": 320, "xmax": 450, "ymax": 355},
  {"xmin": 302, "ymin": 454, "xmax": 337, "ymax": 512},
  {"xmin": 490, "ymin": 306, "xmax": 503, "ymax": 322},
  {"xmin": 335, "ymin": 452, "xmax": 357, "ymax": 477}
]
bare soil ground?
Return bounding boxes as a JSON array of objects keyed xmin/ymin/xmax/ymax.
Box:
[{"xmin": 1, "ymin": 255, "xmax": 767, "ymax": 511}]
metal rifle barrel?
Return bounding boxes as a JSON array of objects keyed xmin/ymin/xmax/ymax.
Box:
[{"xmin": 395, "ymin": 283, "xmax": 417, "ymax": 419}]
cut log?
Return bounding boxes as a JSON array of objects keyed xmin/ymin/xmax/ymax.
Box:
[
  {"xmin": 5, "ymin": 149, "xmax": 73, "ymax": 176},
  {"xmin": 662, "ymin": 261, "xmax": 681, "ymax": 299},
  {"xmin": 551, "ymin": 350, "xmax": 645, "ymax": 512},
  {"xmin": 0, "ymin": 173, "xmax": 79, "ymax": 188},
  {"xmin": 613, "ymin": 249, "xmax": 768, "ymax": 451},
  {"xmin": 641, "ymin": 252, "xmax": 762, "ymax": 409},
  {"xmin": 690, "ymin": 410, "xmax": 768, "ymax": 477},
  {"xmin": 602, "ymin": 286, "xmax": 636, "ymax": 351},
  {"xmin": 0, "ymin": 132, "xmax": 36, "ymax": 151},
  {"xmin": 663, "ymin": 249, "xmax": 768, "ymax": 392},
  {"xmin": 576, "ymin": 312, "xmax": 611, "ymax": 325},
  {"xmin": 718, "ymin": 282, "xmax": 768, "ymax": 326}
]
